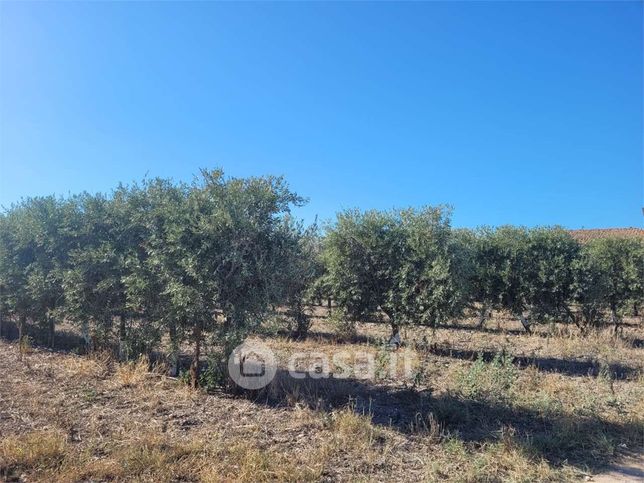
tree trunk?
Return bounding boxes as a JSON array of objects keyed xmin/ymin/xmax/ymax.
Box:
[
  {"xmin": 611, "ymin": 306, "xmax": 620, "ymax": 334},
  {"xmin": 327, "ymin": 298, "xmax": 332, "ymax": 312},
  {"xmin": 18, "ymin": 314, "xmax": 26, "ymax": 361},
  {"xmin": 18, "ymin": 314, "xmax": 25, "ymax": 340},
  {"xmin": 571, "ymin": 312, "xmax": 586, "ymax": 334},
  {"xmin": 519, "ymin": 314, "xmax": 532, "ymax": 334},
  {"xmin": 118, "ymin": 316, "xmax": 127, "ymax": 361},
  {"xmin": 564, "ymin": 306, "xmax": 583, "ymax": 333},
  {"xmin": 190, "ymin": 322, "xmax": 202, "ymax": 388},
  {"xmin": 295, "ymin": 316, "xmax": 309, "ymax": 341},
  {"xmin": 0, "ymin": 309, "xmax": 3, "ymax": 338},
  {"xmin": 48, "ymin": 315, "xmax": 55, "ymax": 349},
  {"xmin": 81, "ymin": 321, "xmax": 91, "ymax": 354},
  {"xmin": 633, "ymin": 302, "xmax": 639, "ymax": 317},
  {"xmin": 168, "ymin": 321, "xmax": 179, "ymax": 377},
  {"xmin": 293, "ymin": 302, "xmax": 310, "ymax": 340},
  {"xmin": 388, "ymin": 322, "xmax": 401, "ymax": 349},
  {"xmin": 477, "ymin": 305, "xmax": 489, "ymax": 328}
]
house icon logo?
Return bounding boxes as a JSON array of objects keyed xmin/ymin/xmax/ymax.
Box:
[{"xmin": 228, "ymin": 341, "xmax": 277, "ymax": 390}]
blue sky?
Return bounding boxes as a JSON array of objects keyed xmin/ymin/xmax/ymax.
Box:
[{"xmin": 0, "ymin": 2, "xmax": 642, "ymax": 229}]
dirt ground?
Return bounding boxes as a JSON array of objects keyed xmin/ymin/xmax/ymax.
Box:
[
  {"xmin": 0, "ymin": 311, "xmax": 642, "ymax": 482},
  {"xmin": 590, "ymin": 452, "xmax": 644, "ymax": 482}
]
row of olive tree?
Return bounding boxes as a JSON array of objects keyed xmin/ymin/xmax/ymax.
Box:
[
  {"xmin": 322, "ymin": 208, "xmax": 643, "ymax": 337},
  {"xmin": 0, "ymin": 169, "xmax": 311, "ymax": 386},
  {"xmin": 467, "ymin": 226, "xmax": 643, "ymax": 333},
  {"xmin": 1, "ymin": 176, "xmax": 641, "ymax": 382},
  {"xmin": 322, "ymin": 207, "xmax": 471, "ymax": 340}
]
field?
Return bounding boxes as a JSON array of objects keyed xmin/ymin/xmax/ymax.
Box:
[{"xmin": 0, "ymin": 310, "xmax": 643, "ymax": 482}]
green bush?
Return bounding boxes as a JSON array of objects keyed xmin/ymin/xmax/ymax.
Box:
[
  {"xmin": 328, "ymin": 308, "xmax": 356, "ymax": 341},
  {"xmin": 323, "ymin": 207, "xmax": 470, "ymax": 339},
  {"xmin": 456, "ymin": 351, "xmax": 518, "ymax": 401}
]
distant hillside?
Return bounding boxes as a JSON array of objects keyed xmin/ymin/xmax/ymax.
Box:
[{"xmin": 569, "ymin": 227, "xmax": 644, "ymax": 243}]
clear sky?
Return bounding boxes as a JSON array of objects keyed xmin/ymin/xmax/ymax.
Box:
[{"xmin": 0, "ymin": 1, "xmax": 642, "ymax": 229}]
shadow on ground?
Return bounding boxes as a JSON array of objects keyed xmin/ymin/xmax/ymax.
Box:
[
  {"xmin": 236, "ymin": 368, "xmax": 643, "ymax": 473},
  {"xmin": 424, "ymin": 344, "xmax": 639, "ymax": 380},
  {"xmin": 279, "ymin": 328, "xmax": 640, "ymax": 380},
  {"xmin": 0, "ymin": 319, "xmax": 86, "ymax": 352}
]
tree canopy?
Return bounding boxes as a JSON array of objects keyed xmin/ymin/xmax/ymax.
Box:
[{"xmin": 1, "ymin": 169, "xmax": 641, "ymax": 387}]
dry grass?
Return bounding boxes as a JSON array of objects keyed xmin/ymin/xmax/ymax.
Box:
[
  {"xmin": 2, "ymin": 429, "xmax": 324, "ymax": 482},
  {"xmin": 58, "ymin": 350, "xmax": 111, "ymax": 379},
  {"xmin": 201, "ymin": 441, "xmax": 324, "ymax": 482},
  {"xmin": 111, "ymin": 355, "xmax": 151, "ymax": 388},
  {"xmin": 422, "ymin": 434, "xmax": 578, "ymax": 483},
  {"xmin": 0, "ymin": 430, "xmax": 68, "ymax": 478},
  {"xmin": 0, "ymin": 311, "xmax": 642, "ymax": 481}
]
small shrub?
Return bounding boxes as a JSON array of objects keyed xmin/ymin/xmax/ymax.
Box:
[
  {"xmin": 329, "ymin": 409, "xmax": 379, "ymax": 451},
  {"xmin": 81, "ymin": 386, "xmax": 99, "ymax": 402},
  {"xmin": 374, "ymin": 342, "xmax": 391, "ymax": 381},
  {"xmin": 410, "ymin": 412, "xmax": 443, "ymax": 440},
  {"xmin": 258, "ymin": 312, "xmax": 286, "ymax": 337},
  {"xmin": 443, "ymin": 436, "xmax": 467, "ymax": 456},
  {"xmin": 328, "ymin": 308, "xmax": 356, "ymax": 341},
  {"xmin": 178, "ymin": 369, "xmax": 192, "ymax": 386},
  {"xmin": 528, "ymin": 392, "xmax": 564, "ymax": 416},
  {"xmin": 456, "ymin": 351, "xmax": 517, "ymax": 401},
  {"xmin": 198, "ymin": 355, "xmax": 228, "ymax": 393}
]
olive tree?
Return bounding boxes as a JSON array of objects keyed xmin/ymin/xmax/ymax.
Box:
[
  {"xmin": 570, "ymin": 245, "xmax": 610, "ymax": 330},
  {"xmin": 582, "ymin": 237, "xmax": 644, "ymax": 332},
  {"xmin": 271, "ymin": 220, "xmax": 323, "ymax": 340},
  {"xmin": 491, "ymin": 226, "xmax": 579, "ymax": 333},
  {"xmin": 109, "ymin": 181, "xmax": 178, "ymax": 360},
  {"xmin": 393, "ymin": 208, "xmax": 471, "ymax": 333},
  {"xmin": 120, "ymin": 179, "xmax": 189, "ymax": 369},
  {"xmin": 522, "ymin": 227, "xmax": 580, "ymax": 330},
  {"xmin": 135, "ymin": 169, "xmax": 304, "ymax": 387},
  {"xmin": 20, "ymin": 197, "xmax": 77, "ymax": 347},
  {"xmin": 0, "ymin": 197, "xmax": 75, "ymax": 347},
  {"xmin": 62, "ymin": 193, "xmax": 129, "ymax": 350},
  {"xmin": 0, "ymin": 206, "xmax": 32, "ymax": 345},
  {"xmin": 323, "ymin": 209, "xmax": 404, "ymax": 336},
  {"xmin": 324, "ymin": 207, "xmax": 470, "ymax": 340},
  {"xmin": 464, "ymin": 227, "xmax": 508, "ymax": 327}
]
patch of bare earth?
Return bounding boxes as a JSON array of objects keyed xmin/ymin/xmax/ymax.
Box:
[{"xmin": 590, "ymin": 451, "xmax": 644, "ymax": 482}]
